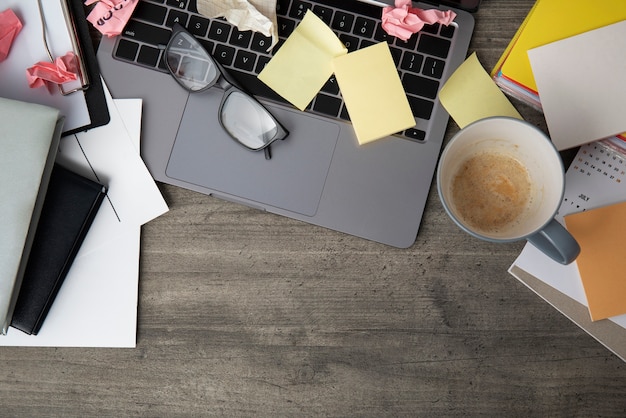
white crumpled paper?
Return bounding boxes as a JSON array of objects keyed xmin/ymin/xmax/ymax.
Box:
[{"xmin": 196, "ymin": 0, "xmax": 278, "ymax": 51}]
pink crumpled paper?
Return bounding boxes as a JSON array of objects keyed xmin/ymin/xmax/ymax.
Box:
[
  {"xmin": 382, "ymin": 0, "xmax": 456, "ymax": 41},
  {"xmin": 0, "ymin": 8, "xmax": 22, "ymax": 62},
  {"xmin": 26, "ymin": 52, "xmax": 79, "ymax": 93},
  {"xmin": 85, "ymin": 0, "xmax": 139, "ymax": 38}
]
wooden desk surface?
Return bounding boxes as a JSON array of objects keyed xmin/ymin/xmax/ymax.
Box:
[{"xmin": 2, "ymin": 1, "xmax": 626, "ymax": 415}]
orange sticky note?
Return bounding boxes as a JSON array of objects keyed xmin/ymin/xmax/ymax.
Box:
[{"xmin": 564, "ymin": 201, "xmax": 626, "ymax": 321}]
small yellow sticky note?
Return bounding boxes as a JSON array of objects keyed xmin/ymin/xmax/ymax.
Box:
[
  {"xmin": 439, "ymin": 52, "xmax": 522, "ymax": 128},
  {"xmin": 257, "ymin": 10, "xmax": 347, "ymax": 110},
  {"xmin": 333, "ymin": 42, "xmax": 415, "ymax": 145}
]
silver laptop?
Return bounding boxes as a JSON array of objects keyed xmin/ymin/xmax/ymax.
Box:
[{"xmin": 97, "ymin": 0, "xmax": 477, "ymax": 248}]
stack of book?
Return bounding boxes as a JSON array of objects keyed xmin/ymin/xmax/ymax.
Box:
[{"xmin": 0, "ymin": 98, "xmax": 107, "ymax": 336}]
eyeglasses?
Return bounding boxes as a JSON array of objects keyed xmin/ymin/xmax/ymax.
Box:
[{"xmin": 163, "ymin": 23, "xmax": 288, "ymax": 160}]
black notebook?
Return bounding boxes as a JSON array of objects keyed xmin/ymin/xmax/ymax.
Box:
[{"xmin": 10, "ymin": 164, "xmax": 106, "ymax": 336}]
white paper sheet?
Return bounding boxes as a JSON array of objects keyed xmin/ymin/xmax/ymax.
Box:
[
  {"xmin": 54, "ymin": 84, "xmax": 169, "ymax": 256},
  {"xmin": 0, "ymin": 94, "xmax": 154, "ymax": 347},
  {"xmin": 528, "ymin": 21, "xmax": 626, "ymax": 150},
  {"xmin": 0, "ymin": 0, "xmax": 90, "ymax": 132}
]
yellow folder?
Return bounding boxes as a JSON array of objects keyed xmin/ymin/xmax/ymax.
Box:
[{"xmin": 497, "ymin": 0, "xmax": 626, "ymax": 94}]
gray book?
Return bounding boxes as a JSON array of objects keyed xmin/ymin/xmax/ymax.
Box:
[{"xmin": 0, "ymin": 97, "xmax": 63, "ymax": 335}]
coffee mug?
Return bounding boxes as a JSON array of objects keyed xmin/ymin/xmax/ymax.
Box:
[{"xmin": 436, "ymin": 116, "xmax": 580, "ymax": 265}]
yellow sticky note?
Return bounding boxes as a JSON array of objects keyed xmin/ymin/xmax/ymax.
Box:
[
  {"xmin": 439, "ymin": 52, "xmax": 522, "ymax": 128},
  {"xmin": 333, "ymin": 42, "xmax": 415, "ymax": 145},
  {"xmin": 258, "ymin": 10, "xmax": 347, "ymax": 110}
]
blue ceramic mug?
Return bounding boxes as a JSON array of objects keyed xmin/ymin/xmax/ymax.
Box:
[{"xmin": 437, "ymin": 117, "xmax": 580, "ymax": 265}]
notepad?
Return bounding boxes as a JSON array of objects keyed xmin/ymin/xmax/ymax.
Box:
[
  {"xmin": 333, "ymin": 42, "xmax": 415, "ymax": 145},
  {"xmin": 258, "ymin": 10, "xmax": 347, "ymax": 110},
  {"xmin": 528, "ymin": 21, "xmax": 626, "ymax": 150},
  {"xmin": 564, "ymin": 201, "xmax": 626, "ymax": 321}
]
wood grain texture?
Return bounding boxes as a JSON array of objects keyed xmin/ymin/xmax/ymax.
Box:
[{"xmin": 2, "ymin": 1, "xmax": 625, "ymax": 416}]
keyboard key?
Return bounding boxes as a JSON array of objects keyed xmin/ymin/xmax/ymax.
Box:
[
  {"xmin": 214, "ymin": 44, "xmax": 235, "ymax": 66},
  {"xmin": 251, "ymin": 32, "xmax": 272, "ymax": 53},
  {"xmin": 395, "ymin": 35, "xmax": 418, "ymax": 51},
  {"xmin": 255, "ymin": 55, "xmax": 271, "ymax": 73},
  {"xmin": 122, "ymin": 20, "xmax": 171, "ymax": 46},
  {"xmin": 360, "ymin": 39, "xmax": 376, "ymax": 50},
  {"xmin": 401, "ymin": 52, "xmax": 424, "ymax": 73},
  {"xmin": 133, "ymin": 2, "xmax": 167, "ymax": 25},
  {"xmin": 421, "ymin": 23, "xmax": 439, "ymax": 34},
  {"xmin": 166, "ymin": 10, "xmax": 188, "ymax": 27},
  {"xmin": 417, "ymin": 34, "xmax": 451, "ymax": 58},
  {"xmin": 374, "ymin": 24, "xmax": 394, "ymax": 43},
  {"xmin": 277, "ymin": 0, "xmax": 291, "ymax": 15},
  {"xmin": 331, "ymin": 11, "xmax": 354, "ymax": 33},
  {"xmin": 338, "ymin": 34, "xmax": 359, "ymax": 52},
  {"xmin": 290, "ymin": 1, "xmax": 312, "ymax": 19},
  {"xmin": 313, "ymin": 94, "xmax": 342, "ymax": 117},
  {"xmin": 199, "ymin": 39, "xmax": 214, "ymax": 55},
  {"xmin": 312, "ymin": 5, "xmax": 333, "ymax": 25},
  {"xmin": 189, "ymin": 15, "xmax": 209, "ymax": 37},
  {"xmin": 321, "ymin": 75, "xmax": 339, "ymax": 95},
  {"xmin": 353, "ymin": 16, "xmax": 375, "ymax": 38},
  {"xmin": 440, "ymin": 24, "xmax": 456, "ymax": 38},
  {"xmin": 167, "ymin": 0, "xmax": 189, "ymax": 9},
  {"xmin": 407, "ymin": 96, "xmax": 434, "ymax": 120},
  {"xmin": 404, "ymin": 128, "xmax": 426, "ymax": 141},
  {"xmin": 137, "ymin": 45, "xmax": 161, "ymax": 67},
  {"xmin": 277, "ymin": 17, "xmax": 296, "ymax": 38},
  {"xmin": 402, "ymin": 73, "xmax": 439, "ymax": 99},
  {"xmin": 339, "ymin": 105, "xmax": 350, "ymax": 121},
  {"xmin": 208, "ymin": 20, "xmax": 231, "ymax": 42},
  {"xmin": 423, "ymin": 56, "xmax": 445, "ymax": 79},
  {"xmin": 115, "ymin": 38, "xmax": 139, "ymax": 61},
  {"xmin": 388, "ymin": 46, "xmax": 402, "ymax": 66},
  {"xmin": 230, "ymin": 28, "xmax": 252, "ymax": 48},
  {"xmin": 234, "ymin": 50, "xmax": 257, "ymax": 72}
]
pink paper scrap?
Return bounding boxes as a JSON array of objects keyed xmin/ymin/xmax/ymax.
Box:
[
  {"xmin": 85, "ymin": 0, "xmax": 139, "ymax": 38},
  {"xmin": 27, "ymin": 52, "xmax": 79, "ymax": 93},
  {"xmin": 382, "ymin": 0, "xmax": 456, "ymax": 41},
  {"xmin": 0, "ymin": 8, "xmax": 22, "ymax": 62}
]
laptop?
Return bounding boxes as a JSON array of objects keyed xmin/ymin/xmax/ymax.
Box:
[{"xmin": 96, "ymin": 0, "xmax": 479, "ymax": 248}]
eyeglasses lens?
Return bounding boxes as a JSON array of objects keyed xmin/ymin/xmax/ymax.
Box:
[
  {"xmin": 165, "ymin": 31, "xmax": 218, "ymax": 92},
  {"xmin": 220, "ymin": 91, "xmax": 281, "ymax": 150}
]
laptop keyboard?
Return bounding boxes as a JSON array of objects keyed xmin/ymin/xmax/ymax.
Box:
[{"xmin": 113, "ymin": 0, "xmax": 457, "ymax": 142}]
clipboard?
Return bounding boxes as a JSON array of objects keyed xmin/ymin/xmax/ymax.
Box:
[
  {"xmin": 64, "ymin": 0, "xmax": 109, "ymax": 135},
  {"xmin": 0, "ymin": 0, "xmax": 109, "ymax": 136}
]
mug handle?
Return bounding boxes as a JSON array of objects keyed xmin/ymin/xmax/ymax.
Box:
[{"xmin": 527, "ymin": 219, "xmax": 581, "ymax": 265}]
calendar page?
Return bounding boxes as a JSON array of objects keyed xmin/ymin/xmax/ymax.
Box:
[{"xmin": 557, "ymin": 137, "xmax": 626, "ymax": 220}]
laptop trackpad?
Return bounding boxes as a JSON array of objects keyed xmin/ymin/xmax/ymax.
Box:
[{"xmin": 166, "ymin": 92, "xmax": 340, "ymax": 216}]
